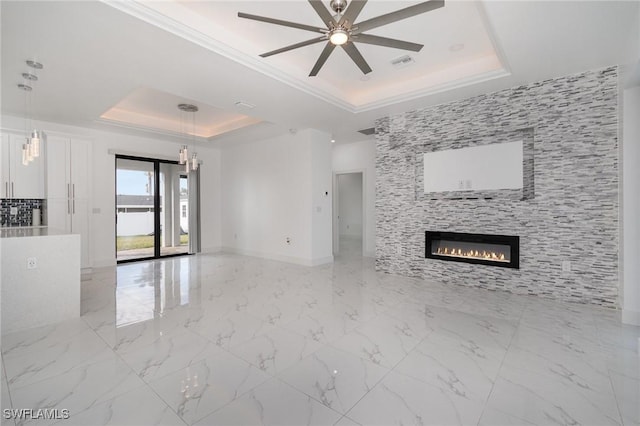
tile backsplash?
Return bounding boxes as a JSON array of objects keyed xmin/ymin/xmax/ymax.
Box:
[{"xmin": 0, "ymin": 199, "xmax": 44, "ymax": 227}]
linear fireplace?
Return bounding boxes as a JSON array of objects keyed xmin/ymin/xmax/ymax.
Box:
[{"xmin": 425, "ymin": 231, "xmax": 519, "ymax": 269}]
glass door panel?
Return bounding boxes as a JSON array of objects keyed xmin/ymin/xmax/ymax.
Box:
[
  {"xmin": 159, "ymin": 163, "xmax": 189, "ymax": 257},
  {"xmin": 116, "ymin": 158, "xmax": 156, "ymax": 261}
]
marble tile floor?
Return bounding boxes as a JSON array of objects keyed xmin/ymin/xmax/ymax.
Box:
[{"xmin": 1, "ymin": 252, "xmax": 639, "ymax": 426}]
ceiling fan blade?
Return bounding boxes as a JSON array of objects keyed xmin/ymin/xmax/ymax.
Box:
[
  {"xmin": 353, "ymin": 33, "xmax": 423, "ymax": 52},
  {"xmin": 342, "ymin": 42, "xmax": 372, "ymax": 75},
  {"xmin": 352, "ymin": 0, "xmax": 444, "ymax": 34},
  {"xmin": 308, "ymin": 0, "xmax": 335, "ymax": 27},
  {"xmin": 309, "ymin": 42, "xmax": 336, "ymax": 76},
  {"xmin": 260, "ymin": 36, "xmax": 327, "ymax": 58},
  {"xmin": 238, "ymin": 12, "xmax": 326, "ymax": 33},
  {"xmin": 339, "ymin": 0, "xmax": 367, "ymax": 26}
]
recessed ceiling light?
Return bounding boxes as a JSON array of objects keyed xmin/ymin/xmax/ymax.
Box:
[
  {"xmin": 26, "ymin": 60, "xmax": 43, "ymax": 69},
  {"xmin": 21, "ymin": 73, "xmax": 38, "ymax": 81},
  {"xmin": 331, "ymin": 139, "xmax": 336, "ymax": 143},
  {"xmin": 449, "ymin": 43, "xmax": 465, "ymax": 52},
  {"xmin": 17, "ymin": 83, "xmax": 32, "ymax": 91}
]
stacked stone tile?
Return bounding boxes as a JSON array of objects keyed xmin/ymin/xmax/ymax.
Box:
[{"xmin": 375, "ymin": 67, "xmax": 619, "ymax": 308}]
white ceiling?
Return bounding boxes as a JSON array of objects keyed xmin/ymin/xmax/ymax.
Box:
[{"xmin": 1, "ymin": 1, "xmax": 638, "ymax": 146}]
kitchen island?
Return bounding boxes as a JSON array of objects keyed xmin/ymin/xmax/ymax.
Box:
[{"xmin": 1, "ymin": 227, "xmax": 80, "ymax": 334}]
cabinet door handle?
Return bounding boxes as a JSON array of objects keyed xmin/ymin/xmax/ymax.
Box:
[
  {"xmin": 11, "ymin": 182, "xmax": 14, "ymax": 198},
  {"xmin": 73, "ymin": 199, "xmax": 75, "ymax": 214},
  {"xmin": 67, "ymin": 183, "xmax": 70, "ymax": 198},
  {"xmin": 68, "ymin": 199, "xmax": 71, "ymax": 214},
  {"xmin": 72, "ymin": 184, "xmax": 75, "ymax": 198}
]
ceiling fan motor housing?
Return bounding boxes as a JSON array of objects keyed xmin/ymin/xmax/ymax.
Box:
[{"xmin": 330, "ymin": 0, "xmax": 348, "ymax": 14}]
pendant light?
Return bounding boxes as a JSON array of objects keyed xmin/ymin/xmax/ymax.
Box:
[
  {"xmin": 177, "ymin": 103, "xmax": 199, "ymax": 173},
  {"xmin": 17, "ymin": 59, "xmax": 45, "ymax": 166},
  {"xmin": 17, "ymin": 83, "xmax": 33, "ymax": 165}
]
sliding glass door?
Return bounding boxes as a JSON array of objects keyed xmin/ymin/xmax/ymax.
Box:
[{"xmin": 116, "ymin": 155, "xmax": 199, "ymax": 263}]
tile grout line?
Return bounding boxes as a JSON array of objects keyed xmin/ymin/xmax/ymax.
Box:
[{"xmin": 474, "ymin": 295, "xmax": 528, "ymax": 425}]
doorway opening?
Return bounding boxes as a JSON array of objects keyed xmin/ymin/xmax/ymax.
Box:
[
  {"xmin": 333, "ymin": 171, "xmax": 364, "ymax": 257},
  {"xmin": 115, "ymin": 155, "xmax": 200, "ymax": 263}
]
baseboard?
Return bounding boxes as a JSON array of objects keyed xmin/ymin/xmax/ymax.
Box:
[
  {"xmin": 92, "ymin": 258, "xmax": 116, "ymax": 268},
  {"xmin": 221, "ymin": 246, "xmax": 333, "ymax": 266},
  {"xmin": 622, "ymin": 308, "xmax": 640, "ymax": 326},
  {"xmin": 200, "ymin": 246, "xmax": 222, "ymax": 254},
  {"xmin": 310, "ymin": 255, "xmax": 334, "ymax": 266}
]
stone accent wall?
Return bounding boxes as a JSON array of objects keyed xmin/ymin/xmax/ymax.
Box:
[
  {"xmin": 0, "ymin": 199, "xmax": 44, "ymax": 227},
  {"xmin": 375, "ymin": 67, "xmax": 619, "ymax": 308}
]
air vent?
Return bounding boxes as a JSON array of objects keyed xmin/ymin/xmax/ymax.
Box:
[
  {"xmin": 358, "ymin": 127, "xmax": 376, "ymax": 136},
  {"xmin": 235, "ymin": 101, "xmax": 255, "ymax": 109},
  {"xmin": 390, "ymin": 55, "xmax": 415, "ymax": 68}
]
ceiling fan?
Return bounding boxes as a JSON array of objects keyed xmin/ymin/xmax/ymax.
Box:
[{"xmin": 238, "ymin": 0, "xmax": 444, "ymax": 77}]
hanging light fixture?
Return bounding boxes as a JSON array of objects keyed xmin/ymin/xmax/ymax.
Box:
[
  {"xmin": 17, "ymin": 83, "xmax": 33, "ymax": 165},
  {"xmin": 17, "ymin": 60, "xmax": 45, "ymax": 166},
  {"xmin": 177, "ymin": 103, "xmax": 199, "ymax": 173}
]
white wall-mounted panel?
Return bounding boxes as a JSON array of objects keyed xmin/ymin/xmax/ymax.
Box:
[{"xmin": 424, "ymin": 141, "xmax": 523, "ymax": 193}]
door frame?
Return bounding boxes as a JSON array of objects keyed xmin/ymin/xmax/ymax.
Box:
[
  {"xmin": 332, "ymin": 169, "xmax": 366, "ymax": 256},
  {"xmin": 115, "ymin": 154, "xmax": 192, "ymax": 264}
]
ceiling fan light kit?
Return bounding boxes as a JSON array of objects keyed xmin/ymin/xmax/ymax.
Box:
[{"xmin": 238, "ymin": 0, "xmax": 444, "ymax": 77}]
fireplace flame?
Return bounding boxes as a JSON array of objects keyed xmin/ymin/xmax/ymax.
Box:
[{"xmin": 435, "ymin": 247, "xmax": 507, "ymax": 262}]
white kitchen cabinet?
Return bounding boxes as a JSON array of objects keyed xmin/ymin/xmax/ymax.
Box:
[
  {"xmin": 46, "ymin": 136, "xmax": 92, "ymax": 269},
  {"xmin": 1, "ymin": 132, "xmax": 45, "ymax": 199}
]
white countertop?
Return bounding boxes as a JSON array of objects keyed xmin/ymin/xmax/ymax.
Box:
[{"xmin": 0, "ymin": 227, "xmax": 71, "ymax": 239}]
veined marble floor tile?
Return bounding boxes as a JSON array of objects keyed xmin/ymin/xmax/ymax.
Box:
[
  {"xmin": 477, "ymin": 406, "xmax": 536, "ymax": 426},
  {"xmin": 486, "ymin": 364, "xmax": 622, "ymax": 426},
  {"xmin": 425, "ymin": 306, "xmax": 518, "ymax": 352},
  {"xmin": 118, "ymin": 329, "xmax": 222, "ymax": 382},
  {"xmin": 3, "ymin": 329, "xmax": 112, "ymax": 388},
  {"xmin": 1, "ymin": 319, "xmax": 90, "ymax": 357},
  {"xmin": 346, "ymin": 370, "xmax": 485, "ymax": 426},
  {"xmin": 595, "ymin": 320, "xmax": 640, "ymax": 354},
  {"xmin": 189, "ymin": 310, "xmax": 276, "ymax": 350},
  {"xmin": 394, "ymin": 329, "xmax": 504, "ymax": 403},
  {"xmin": 331, "ymin": 312, "xmax": 424, "ymax": 368},
  {"xmin": 194, "ymin": 377, "xmax": 341, "ymax": 426},
  {"xmin": 10, "ymin": 356, "xmax": 146, "ymax": 426},
  {"xmin": 511, "ymin": 323, "xmax": 605, "ymax": 362},
  {"xmin": 96, "ymin": 316, "xmax": 184, "ymax": 355},
  {"xmin": 609, "ymin": 370, "xmax": 640, "ymax": 426},
  {"xmin": 277, "ymin": 345, "xmax": 388, "ymax": 415},
  {"xmin": 284, "ymin": 310, "xmax": 364, "ymax": 344},
  {"xmin": 5, "ymin": 252, "xmax": 636, "ymax": 425},
  {"xmin": 53, "ymin": 383, "xmax": 185, "ymax": 426},
  {"xmin": 148, "ymin": 351, "xmax": 269, "ymax": 425},
  {"xmin": 502, "ymin": 343, "xmax": 614, "ymax": 399},
  {"xmin": 333, "ymin": 416, "xmax": 361, "ymax": 426},
  {"xmin": 1, "ymin": 360, "xmax": 13, "ymax": 426},
  {"xmin": 229, "ymin": 328, "xmax": 324, "ymax": 376}
]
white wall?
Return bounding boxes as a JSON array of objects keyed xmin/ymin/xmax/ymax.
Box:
[
  {"xmin": 1, "ymin": 115, "xmax": 222, "ymax": 267},
  {"xmin": 310, "ymin": 132, "xmax": 333, "ymax": 262},
  {"xmin": 332, "ymin": 140, "xmax": 376, "ymax": 257},
  {"xmin": 221, "ymin": 128, "xmax": 332, "ymax": 266},
  {"xmin": 337, "ymin": 173, "xmax": 363, "ymax": 238},
  {"xmin": 622, "ymin": 86, "xmax": 640, "ymax": 325}
]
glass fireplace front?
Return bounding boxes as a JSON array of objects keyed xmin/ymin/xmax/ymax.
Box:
[{"xmin": 425, "ymin": 231, "xmax": 519, "ymax": 269}]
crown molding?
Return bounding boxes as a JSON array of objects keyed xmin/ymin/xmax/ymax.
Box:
[
  {"xmin": 102, "ymin": 0, "xmax": 511, "ymax": 115},
  {"xmin": 101, "ymin": 0, "xmax": 355, "ymax": 112}
]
